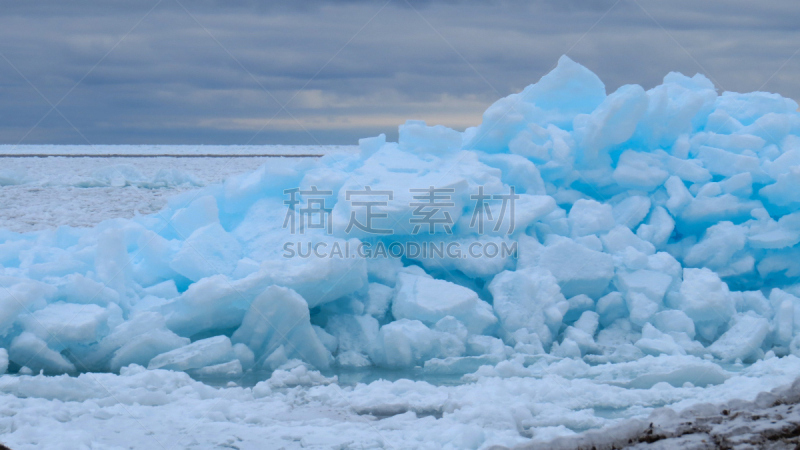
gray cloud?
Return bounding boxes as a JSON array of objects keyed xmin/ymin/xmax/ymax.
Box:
[{"xmin": 0, "ymin": 0, "xmax": 798, "ymax": 145}]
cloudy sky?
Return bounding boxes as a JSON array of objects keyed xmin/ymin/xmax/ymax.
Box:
[{"xmin": 1, "ymin": 0, "xmax": 798, "ymax": 145}]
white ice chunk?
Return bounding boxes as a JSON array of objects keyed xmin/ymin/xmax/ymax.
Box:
[
  {"xmin": 708, "ymin": 313, "xmax": 770, "ymax": 362},
  {"xmin": 612, "ymin": 195, "xmax": 651, "ymax": 229},
  {"xmin": 616, "ymin": 270, "xmax": 673, "ymax": 304},
  {"xmin": 392, "ymin": 273, "xmax": 496, "ymax": 335},
  {"xmin": 563, "ymin": 326, "xmax": 600, "ymax": 355},
  {"xmin": 719, "ymin": 172, "xmax": 752, "ymax": 197},
  {"xmin": 77, "ymin": 311, "xmax": 188, "ymax": 372},
  {"xmin": 564, "ymin": 294, "xmax": 595, "ymax": 322},
  {"xmin": 770, "ymin": 288, "xmax": 798, "ymax": 346},
  {"xmin": 568, "ymin": 199, "xmax": 615, "ymax": 237},
  {"xmin": 670, "ymin": 268, "xmax": 735, "ymax": 336},
  {"xmin": 513, "ymin": 195, "xmax": 558, "ymax": 229},
  {"xmin": 575, "ymin": 84, "xmax": 649, "ymax": 156},
  {"xmin": 142, "ymin": 279, "xmax": 179, "ymax": 300},
  {"xmin": 233, "ymin": 342, "xmax": 255, "ymax": 371},
  {"xmin": 9, "ymin": 332, "xmax": 76, "ymax": 374},
  {"xmin": 489, "ymin": 268, "xmax": 565, "ymax": 348},
  {"xmin": 731, "ymin": 290, "xmax": 772, "ymax": 317},
  {"xmin": 0, "ymin": 280, "xmax": 55, "ymax": 336},
  {"xmin": 231, "ymin": 285, "xmax": 332, "ymax": 369},
  {"xmin": 325, "ymin": 314, "xmax": 381, "ymax": 364},
  {"xmin": 19, "ymin": 302, "xmax": 115, "ymax": 347},
  {"xmin": 466, "ymin": 335, "xmax": 507, "ymax": 357},
  {"xmin": 110, "ymin": 329, "xmax": 190, "ymax": 373},
  {"xmin": 164, "ymin": 255, "xmax": 366, "ymax": 337},
  {"xmin": 364, "ymin": 283, "xmax": 393, "ymax": 320},
  {"xmin": 664, "ymin": 176, "xmax": 692, "ymax": 216},
  {"xmin": 596, "ymin": 292, "xmax": 628, "ymax": 327},
  {"xmin": 635, "ymin": 324, "xmax": 686, "ymax": 356},
  {"xmin": 574, "ymin": 311, "xmax": 600, "ymax": 336},
  {"xmin": 748, "ymin": 212, "xmax": 800, "ymax": 250},
  {"xmin": 262, "ymin": 346, "xmax": 289, "ymax": 371},
  {"xmin": 478, "ymin": 153, "xmax": 547, "ymax": 195},
  {"xmin": 636, "ymin": 206, "xmax": 675, "ymax": 249},
  {"xmin": 366, "ymin": 257, "xmax": 404, "ymax": 287},
  {"xmin": 148, "ymin": 335, "xmax": 236, "ymax": 371},
  {"xmin": 696, "ymin": 146, "xmax": 769, "ymax": 183},
  {"xmin": 0, "ymin": 348, "xmax": 7, "ymax": 375},
  {"xmin": 602, "ymin": 226, "xmax": 656, "ymax": 255},
  {"xmin": 378, "ymin": 319, "xmax": 439, "ymax": 368},
  {"xmin": 625, "ymin": 292, "xmax": 660, "ymax": 327},
  {"xmin": 188, "ymin": 359, "xmax": 243, "ymax": 378},
  {"xmin": 536, "ymin": 236, "xmax": 615, "ymax": 298},
  {"xmin": 679, "ymin": 194, "xmax": 762, "ymax": 235},
  {"xmin": 659, "ymin": 151, "xmax": 712, "ymax": 184},
  {"xmin": 683, "ymin": 222, "xmax": 747, "ymax": 271},
  {"xmin": 762, "ymin": 167, "xmax": 800, "ymax": 207},
  {"xmin": 265, "ymin": 362, "xmax": 336, "ymax": 388},
  {"xmin": 167, "ymin": 195, "xmax": 219, "ymax": 239},
  {"xmin": 399, "ymin": 120, "xmax": 462, "ymax": 154},
  {"xmin": 551, "ymin": 337, "xmax": 582, "ymax": 359},
  {"xmin": 336, "ymin": 350, "xmax": 371, "ymax": 368},
  {"xmin": 312, "ymin": 325, "xmax": 338, "ymax": 354},
  {"xmin": 56, "ymin": 273, "xmax": 120, "ymax": 306},
  {"xmin": 652, "ymin": 310, "xmax": 696, "ymax": 339},
  {"xmin": 467, "ymin": 55, "xmax": 605, "ymax": 153},
  {"xmin": 613, "ymin": 151, "xmax": 669, "ymax": 191},
  {"xmin": 169, "ymin": 223, "xmax": 242, "ymax": 282}
]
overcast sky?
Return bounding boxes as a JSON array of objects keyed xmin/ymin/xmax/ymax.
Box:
[{"xmin": 1, "ymin": 0, "xmax": 798, "ymax": 145}]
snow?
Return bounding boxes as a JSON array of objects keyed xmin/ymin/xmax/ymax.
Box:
[
  {"xmin": 0, "ymin": 355, "xmax": 797, "ymax": 449},
  {"xmin": 2, "ymin": 55, "xmax": 800, "ymax": 447},
  {"xmin": 536, "ymin": 365, "xmax": 800, "ymax": 449}
]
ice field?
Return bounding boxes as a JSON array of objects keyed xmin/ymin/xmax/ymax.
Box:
[
  {"xmin": 0, "ymin": 145, "xmax": 354, "ymax": 233},
  {"xmin": 2, "ymin": 55, "xmax": 800, "ymax": 448}
]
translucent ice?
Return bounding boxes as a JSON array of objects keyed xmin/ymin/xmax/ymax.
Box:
[
  {"xmin": 1, "ymin": 54, "xmax": 800, "ymax": 380},
  {"xmin": 148, "ymin": 335, "xmax": 237, "ymax": 372},
  {"xmin": 392, "ymin": 273, "xmax": 497, "ymax": 335}
]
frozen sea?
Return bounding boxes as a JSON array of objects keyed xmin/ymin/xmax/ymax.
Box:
[
  {"xmin": 2, "ymin": 145, "xmax": 800, "ymax": 450},
  {"xmin": 0, "ymin": 145, "xmax": 356, "ymax": 233}
]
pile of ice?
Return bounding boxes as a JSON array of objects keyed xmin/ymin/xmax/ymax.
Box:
[{"xmin": 1, "ymin": 55, "xmax": 800, "ymax": 381}]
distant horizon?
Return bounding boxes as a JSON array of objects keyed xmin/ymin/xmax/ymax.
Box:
[
  {"xmin": 0, "ymin": 144, "xmax": 360, "ymax": 147},
  {"xmin": 1, "ymin": 0, "xmax": 799, "ymax": 145}
]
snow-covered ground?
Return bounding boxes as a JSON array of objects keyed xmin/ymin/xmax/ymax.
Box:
[
  {"xmin": 2, "ymin": 356, "xmax": 800, "ymax": 449},
  {"xmin": 538, "ymin": 370, "xmax": 800, "ymax": 449}
]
